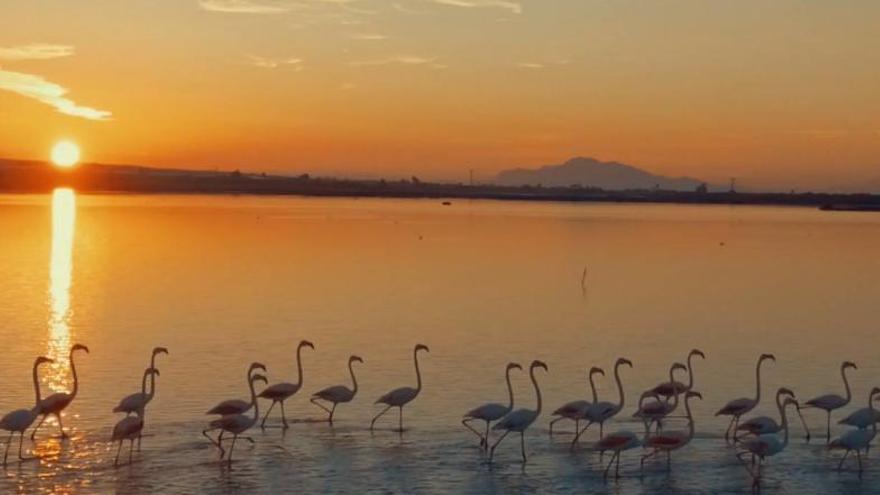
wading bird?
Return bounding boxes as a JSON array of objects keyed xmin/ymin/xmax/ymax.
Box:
[
  {"xmin": 259, "ymin": 340, "xmax": 314, "ymax": 429},
  {"xmin": 736, "ymin": 397, "xmax": 798, "ymax": 488},
  {"xmin": 111, "ymin": 415, "xmax": 144, "ymax": 467},
  {"xmin": 648, "ymin": 349, "xmax": 705, "ymax": 401},
  {"xmin": 113, "ymin": 367, "xmax": 159, "ymax": 450},
  {"xmin": 206, "ymin": 362, "xmax": 267, "ymax": 416},
  {"xmin": 549, "ymin": 366, "xmax": 603, "ymax": 435},
  {"xmin": 489, "ymin": 360, "xmax": 548, "ymax": 463},
  {"xmin": 371, "ymin": 344, "xmax": 429, "ymax": 432},
  {"xmin": 31, "ymin": 344, "xmax": 89, "ymax": 439},
  {"xmin": 830, "ymin": 414, "xmax": 877, "ymax": 476},
  {"xmin": 634, "ymin": 362, "xmax": 687, "ymax": 436},
  {"xmin": 804, "ymin": 361, "xmax": 857, "ymax": 443},
  {"xmin": 737, "ymin": 387, "xmax": 809, "ymax": 439},
  {"xmin": 462, "ymin": 362, "xmax": 522, "ymax": 449},
  {"xmin": 596, "ymin": 430, "xmax": 642, "ymax": 480},
  {"xmin": 1, "ymin": 357, "xmax": 53, "ymax": 465},
  {"xmin": 203, "ymin": 374, "xmax": 268, "ymax": 463},
  {"xmin": 641, "ymin": 391, "xmax": 702, "ymax": 471},
  {"xmin": 716, "ymin": 353, "xmax": 775, "ymax": 443},
  {"xmin": 571, "ymin": 358, "xmax": 633, "ymax": 449},
  {"xmin": 838, "ymin": 387, "xmax": 880, "ymax": 431},
  {"xmin": 311, "ymin": 355, "xmax": 364, "ymax": 424}
]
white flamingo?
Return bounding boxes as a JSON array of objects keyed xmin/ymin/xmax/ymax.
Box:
[
  {"xmin": 648, "ymin": 349, "xmax": 705, "ymax": 400},
  {"xmin": 737, "ymin": 387, "xmax": 809, "ymax": 439},
  {"xmin": 111, "ymin": 416, "xmax": 144, "ymax": 467},
  {"xmin": 203, "ymin": 373, "xmax": 268, "ymax": 463},
  {"xmin": 0, "ymin": 357, "xmax": 53, "ymax": 465},
  {"xmin": 488, "ymin": 360, "xmax": 548, "ymax": 463},
  {"xmin": 570, "ymin": 357, "xmax": 633, "ymax": 449},
  {"xmin": 31, "ymin": 343, "xmax": 89, "ymax": 439},
  {"xmin": 310, "ymin": 355, "xmax": 364, "ymax": 424},
  {"xmin": 736, "ymin": 397, "xmax": 798, "ymax": 488},
  {"xmin": 595, "ymin": 430, "xmax": 642, "ymax": 480},
  {"xmin": 641, "ymin": 391, "xmax": 702, "ymax": 471},
  {"xmin": 839, "ymin": 387, "xmax": 880, "ymax": 430},
  {"xmin": 371, "ymin": 344, "xmax": 429, "ymax": 432},
  {"xmin": 830, "ymin": 414, "xmax": 877, "ymax": 476},
  {"xmin": 634, "ymin": 362, "xmax": 687, "ymax": 436},
  {"xmin": 549, "ymin": 366, "xmax": 604, "ymax": 435},
  {"xmin": 716, "ymin": 353, "xmax": 775, "ymax": 443},
  {"xmin": 804, "ymin": 361, "xmax": 857, "ymax": 443},
  {"xmin": 259, "ymin": 340, "xmax": 314, "ymax": 429},
  {"xmin": 206, "ymin": 362, "xmax": 267, "ymax": 416},
  {"xmin": 462, "ymin": 362, "xmax": 522, "ymax": 449}
]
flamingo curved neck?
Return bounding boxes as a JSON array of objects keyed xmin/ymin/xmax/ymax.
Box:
[
  {"xmin": 69, "ymin": 350, "xmax": 80, "ymax": 398},
  {"xmin": 248, "ymin": 378, "xmax": 260, "ymax": 420},
  {"xmin": 530, "ymin": 366, "xmax": 542, "ymax": 414},
  {"xmin": 588, "ymin": 371, "xmax": 599, "ymax": 403},
  {"xmin": 841, "ymin": 365, "xmax": 852, "ymax": 403},
  {"xmin": 147, "ymin": 370, "xmax": 157, "ymax": 400},
  {"xmin": 413, "ymin": 349, "xmax": 423, "ymax": 392},
  {"xmin": 684, "ymin": 397, "xmax": 695, "ymax": 438},
  {"xmin": 32, "ymin": 362, "xmax": 44, "ymax": 407},
  {"xmin": 614, "ymin": 363, "xmax": 626, "ymax": 411},
  {"xmin": 349, "ymin": 360, "xmax": 359, "ymax": 394},
  {"xmin": 870, "ymin": 391, "xmax": 879, "ymax": 410},
  {"xmin": 686, "ymin": 355, "xmax": 696, "ymax": 390},
  {"xmin": 776, "ymin": 393, "xmax": 786, "ymax": 423},
  {"xmin": 140, "ymin": 370, "xmax": 149, "ymax": 395},
  {"xmin": 294, "ymin": 345, "xmax": 306, "ymax": 388},
  {"xmin": 753, "ymin": 359, "xmax": 765, "ymax": 404},
  {"xmin": 668, "ymin": 367, "xmax": 681, "ymax": 409},
  {"xmin": 780, "ymin": 403, "xmax": 790, "ymax": 448}
]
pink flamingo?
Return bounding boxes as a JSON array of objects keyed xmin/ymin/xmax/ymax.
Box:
[
  {"xmin": 206, "ymin": 362, "xmax": 267, "ymax": 416},
  {"xmin": 804, "ymin": 361, "xmax": 857, "ymax": 443},
  {"xmin": 641, "ymin": 391, "xmax": 702, "ymax": 471},
  {"xmin": 31, "ymin": 344, "xmax": 89, "ymax": 439},
  {"xmin": 648, "ymin": 349, "xmax": 705, "ymax": 400},
  {"xmin": 259, "ymin": 340, "xmax": 314, "ymax": 429},
  {"xmin": 570, "ymin": 357, "xmax": 633, "ymax": 449},
  {"xmin": 634, "ymin": 362, "xmax": 687, "ymax": 436},
  {"xmin": 371, "ymin": 344, "xmax": 429, "ymax": 432},
  {"xmin": 488, "ymin": 360, "xmax": 548, "ymax": 463},
  {"xmin": 311, "ymin": 355, "xmax": 364, "ymax": 424},
  {"xmin": 716, "ymin": 353, "xmax": 775, "ymax": 443},
  {"xmin": 0, "ymin": 357, "xmax": 53, "ymax": 465},
  {"xmin": 549, "ymin": 366, "xmax": 604, "ymax": 435},
  {"xmin": 203, "ymin": 373, "xmax": 268, "ymax": 463},
  {"xmin": 462, "ymin": 362, "xmax": 522, "ymax": 449}
]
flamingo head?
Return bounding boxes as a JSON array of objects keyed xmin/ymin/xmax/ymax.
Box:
[
  {"xmin": 145, "ymin": 367, "xmax": 160, "ymax": 377},
  {"xmin": 616, "ymin": 357, "xmax": 633, "ymax": 369},
  {"xmin": 783, "ymin": 397, "xmax": 799, "ymax": 409},
  {"xmin": 843, "ymin": 361, "xmax": 857, "ymax": 370},
  {"xmin": 689, "ymin": 349, "xmax": 706, "ymax": 360},
  {"xmin": 72, "ymin": 343, "xmax": 89, "ymax": 354},
  {"xmin": 589, "ymin": 366, "xmax": 605, "ymax": 377},
  {"xmin": 671, "ymin": 362, "xmax": 687, "ymax": 373},
  {"xmin": 686, "ymin": 391, "xmax": 703, "ymax": 401},
  {"xmin": 152, "ymin": 347, "xmax": 169, "ymax": 357},
  {"xmin": 531, "ymin": 360, "xmax": 548, "ymax": 372},
  {"xmin": 35, "ymin": 356, "xmax": 54, "ymax": 366},
  {"xmin": 251, "ymin": 373, "xmax": 269, "ymax": 385},
  {"xmin": 299, "ymin": 340, "xmax": 315, "ymax": 351},
  {"xmin": 506, "ymin": 362, "xmax": 522, "ymax": 372},
  {"xmin": 415, "ymin": 344, "xmax": 430, "ymax": 353},
  {"xmin": 759, "ymin": 353, "xmax": 775, "ymax": 363},
  {"xmin": 350, "ymin": 355, "xmax": 364, "ymax": 364},
  {"xmin": 778, "ymin": 387, "xmax": 796, "ymax": 398},
  {"xmin": 249, "ymin": 362, "xmax": 267, "ymax": 374}
]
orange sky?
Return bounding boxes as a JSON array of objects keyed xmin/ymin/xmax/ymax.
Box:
[{"xmin": 1, "ymin": 1, "xmax": 879, "ymax": 191}]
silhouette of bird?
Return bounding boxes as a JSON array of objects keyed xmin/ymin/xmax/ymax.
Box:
[
  {"xmin": 203, "ymin": 374, "xmax": 268, "ymax": 463},
  {"xmin": 648, "ymin": 349, "xmax": 705, "ymax": 400},
  {"xmin": 31, "ymin": 344, "xmax": 89, "ymax": 439},
  {"xmin": 206, "ymin": 362, "xmax": 266, "ymax": 416},
  {"xmin": 311, "ymin": 355, "xmax": 364, "ymax": 424},
  {"xmin": 736, "ymin": 397, "xmax": 798, "ymax": 489},
  {"xmin": 371, "ymin": 344, "xmax": 429, "ymax": 432},
  {"xmin": 571, "ymin": 358, "xmax": 633, "ymax": 449},
  {"xmin": 549, "ymin": 366, "xmax": 603, "ymax": 435},
  {"xmin": 462, "ymin": 362, "xmax": 522, "ymax": 449},
  {"xmin": 111, "ymin": 416, "xmax": 144, "ymax": 467},
  {"xmin": 1, "ymin": 357, "xmax": 53, "ymax": 465},
  {"xmin": 737, "ymin": 387, "xmax": 809, "ymax": 439},
  {"xmin": 641, "ymin": 391, "xmax": 702, "ymax": 471},
  {"xmin": 634, "ymin": 362, "xmax": 687, "ymax": 436},
  {"xmin": 259, "ymin": 340, "xmax": 314, "ymax": 429},
  {"xmin": 488, "ymin": 360, "xmax": 548, "ymax": 463},
  {"xmin": 716, "ymin": 353, "xmax": 774, "ymax": 443},
  {"xmin": 595, "ymin": 430, "xmax": 642, "ymax": 480},
  {"xmin": 839, "ymin": 387, "xmax": 880, "ymax": 430},
  {"xmin": 804, "ymin": 361, "xmax": 857, "ymax": 443},
  {"xmin": 113, "ymin": 367, "xmax": 160, "ymax": 416},
  {"xmin": 830, "ymin": 416, "xmax": 877, "ymax": 476}
]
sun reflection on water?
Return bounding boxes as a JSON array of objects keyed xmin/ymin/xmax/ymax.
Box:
[{"xmin": 47, "ymin": 188, "xmax": 76, "ymax": 392}]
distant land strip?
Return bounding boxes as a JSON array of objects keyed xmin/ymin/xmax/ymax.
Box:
[{"xmin": 1, "ymin": 159, "xmax": 878, "ymax": 210}]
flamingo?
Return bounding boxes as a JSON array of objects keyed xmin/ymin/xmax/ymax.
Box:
[
  {"xmin": 641, "ymin": 391, "xmax": 702, "ymax": 471},
  {"xmin": 549, "ymin": 366, "xmax": 604, "ymax": 435},
  {"xmin": 113, "ymin": 367, "xmax": 160, "ymax": 450},
  {"xmin": 634, "ymin": 362, "xmax": 687, "ymax": 436},
  {"xmin": 830, "ymin": 414, "xmax": 877, "ymax": 476},
  {"xmin": 203, "ymin": 373, "xmax": 268, "ymax": 463},
  {"xmin": 111, "ymin": 416, "xmax": 144, "ymax": 467},
  {"xmin": 0, "ymin": 357, "xmax": 53, "ymax": 465},
  {"xmin": 737, "ymin": 387, "xmax": 809, "ymax": 439},
  {"xmin": 371, "ymin": 344, "xmax": 429, "ymax": 432},
  {"xmin": 310, "ymin": 355, "xmax": 364, "ymax": 424},
  {"xmin": 570, "ymin": 357, "xmax": 633, "ymax": 449},
  {"xmin": 716, "ymin": 353, "xmax": 775, "ymax": 443},
  {"xmin": 839, "ymin": 387, "xmax": 880, "ymax": 430},
  {"xmin": 206, "ymin": 362, "xmax": 267, "ymax": 416},
  {"xmin": 648, "ymin": 349, "xmax": 705, "ymax": 400},
  {"xmin": 595, "ymin": 430, "xmax": 642, "ymax": 480},
  {"xmin": 259, "ymin": 340, "xmax": 314, "ymax": 429},
  {"xmin": 462, "ymin": 362, "xmax": 522, "ymax": 449},
  {"xmin": 804, "ymin": 361, "xmax": 857, "ymax": 443},
  {"xmin": 735, "ymin": 397, "xmax": 798, "ymax": 488},
  {"xmin": 488, "ymin": 360, "xmax": 548, "ymax": 463},
  {"xmin": 31, "ymin": 343, "xmax": 89, "ymax": 439}
]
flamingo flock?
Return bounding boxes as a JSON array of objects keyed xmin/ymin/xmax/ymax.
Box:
[{"xmin": 0, "ymin": 343, "xmax": 878, "ymax": 488}]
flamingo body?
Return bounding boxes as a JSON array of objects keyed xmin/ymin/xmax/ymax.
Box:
[{"xmin": 206, "ymin": 362, "xmax": 266, "ymax": 416}]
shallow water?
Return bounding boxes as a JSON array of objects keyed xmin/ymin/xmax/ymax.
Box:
[{"xmin": 1, "ymin": 191, "xmax": 879, "ymax": 493}]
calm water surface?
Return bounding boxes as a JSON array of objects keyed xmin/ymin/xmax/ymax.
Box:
[{"xmin": 1, "ymin": 191, "xmax": 879, "ymax": 493}]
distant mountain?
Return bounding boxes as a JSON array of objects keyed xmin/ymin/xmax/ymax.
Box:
[{"xmin": 495, "ymin": 157, "xmax": 705, "ymax": 191}]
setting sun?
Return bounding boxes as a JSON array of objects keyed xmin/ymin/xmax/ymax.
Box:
[{"xmin": 50, "ymin": 141, "xmax": 80, "ymax": 168}]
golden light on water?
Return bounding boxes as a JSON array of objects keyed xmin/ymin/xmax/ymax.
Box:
[
  {"xmin": 47, "ymin": 188, "xmax": 76, "ymax": 391},
  {"xmin": 50, "ymin": 141, "xmax": 80, "ymax": 168}
]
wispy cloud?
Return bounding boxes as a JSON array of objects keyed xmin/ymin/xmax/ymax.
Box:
[
  {"xmin": 198, "ymin": 0, "xmax": 294, "ymax": 14},
  {"xmin": 349, "ymin": 55, "xmax": 434, "ymax": 67},
  {"xmin": 0, "ymin": 69, "xmax": 111, "ymax": 120},
  {"xmin": 0, "ymin": 44, "xmax": 75, "ymax": 61},
  {"xmin": 246, "ymin": 54, "xmax": 303, "ymax": 69},
  {"xmin": 516, "ymin": 62, "xmax": 544, "ymax": 69},
  {"xmin": 427, "ymin": 0, "xmax": 522, "ymax": 14},
  {"xmin": 349, "ymin": 33, "xmax": 389, "ymax": 41}
]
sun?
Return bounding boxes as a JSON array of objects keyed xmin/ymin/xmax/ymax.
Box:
[{"xmin": 51, "ymin": 141, "xmax": 80, "ymax": 168}]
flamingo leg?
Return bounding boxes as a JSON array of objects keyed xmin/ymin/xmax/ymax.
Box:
[
  {"xmin": 129, "ymin": 438, "xmax": 134, "ymax": 464},
  {"xmin": 732, "ymin": 416, "xmax": 740, "ymax": 442},
  {"xmin": 398, "ymin": 407, "xmax": 404, "ymax": 433},
  {"xmin": 825, "ymin": 411, "xmax": 831, "ymax": 444},
  {"xmin": 520, "ymin": 432, "xmax": 527, "ymax": 463},
  {"xmin": 569, "ymin": 421, "xmax": 594, "ymax": 451},
  {"xmin": 723, "ymin": 416, "xmax": 735, "ymax": 442},
  {"xmin": 602, "ymin": 451, "xmax": 617, "ymax": 480},
  {"xmin": 16, "ymin": 432, "xmax": 35, "ymax": 461},
  {"xmin": 2, "ymin": 431, "xmax": 11, "ymax": 466},
  {"xmin": 57, "ymin": 414, "xmax": 68, "ymax": 439},
  {"xmin": 227, "ymin": 435, "xmax": 237, "ymax": 464},
  {"xmin": 310, "ymin": 397, "xmax": 332, "ymax": 414},
  {"xmin": 329, "ymin": 403, "xmax": 337, "ymax": 425},
  {"xmin": 260, "ymin": 401, "xmax": 276, "ymax": 429},
  {"xmin": 640, "ymin": 449, "xmax": 658, "ymax": 469},
  {"xmin": 795, "ymin": 404, "xmax": 810, "ymax": 441},
  {"xmin": 837, "ymin": 449, "xmax": 850, "ymax": 471},
  {"xmin": 599, "ymin": 421, "xmax": 604, "ymax": 439},
  {"xmin": 370, "ymin": 405, "xmax": 391, "ymax": 431},
  {"xmin": 615, "ymin": 451, "xmax": 621, "ymax": 479},
  {"xmin": 30, "ymin": 415, "xmax": 46, "ymax": 440},
  {"xmin": 280, "ymin": 401, "xmax": 289, "ymax": 429},
  {"xmin": 488, "ymin": 430, "xmax": 510, "ymax": 461},
  {"xmin": 114, "ymin": 441, "xmax": 122, "ymax": 467},
  {"xmin": 461, "ymin": 418, "xmax": 485, "ymax": 446},
  {"xmin": 484, "ymin": 421, "xmax": 490, "ymax": 450},
  {"xmin": 856, "ymin": 449, "xmax": 863, "ymax": 476},
  {"xmin": 548, "ymin": 417, "xmax": 562, "ymax": 435}
]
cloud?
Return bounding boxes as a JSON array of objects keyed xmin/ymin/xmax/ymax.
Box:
[
  {"xmin": 349, "ymin": 33, "xmax": 389, "ymax": 41},
  {"xmin": 427, "ymin": 0, "xmax": 522, "ymax": 14},
  {"xmin": 349, "ymin": 55, "xmax": 434, "ymax": 67},
  {"xmin": 198, "ymin": 0, "xmax": 294, "ymax": 14},
  {"xmin": 246, "ymin": 54, "xmax": 303, "ymax": 68},
  {"xmin": 0, "ymin": 69, "xmax": 111, "ymax": 120},
  {"xmin": 0, "ymin": 44, "xmax": 75, "ymax": 61},
  {"xmin": 516, "ymin": 62, "xmax": 544, "ymax": 69}
]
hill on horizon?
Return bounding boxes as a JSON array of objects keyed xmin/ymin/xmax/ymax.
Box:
[{"xmin": 495, "ymin": 157, "xmax": 706, "ymax": 191}]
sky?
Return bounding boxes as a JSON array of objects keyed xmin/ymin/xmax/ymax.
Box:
[{"xmin": 1, "ymin": 0, "xmax": 879, "ymax": 191}]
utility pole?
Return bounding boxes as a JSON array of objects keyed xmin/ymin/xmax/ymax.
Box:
[{"xmin": 729, "ymin": 177, "xmax": 737, "ymax": 193}]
